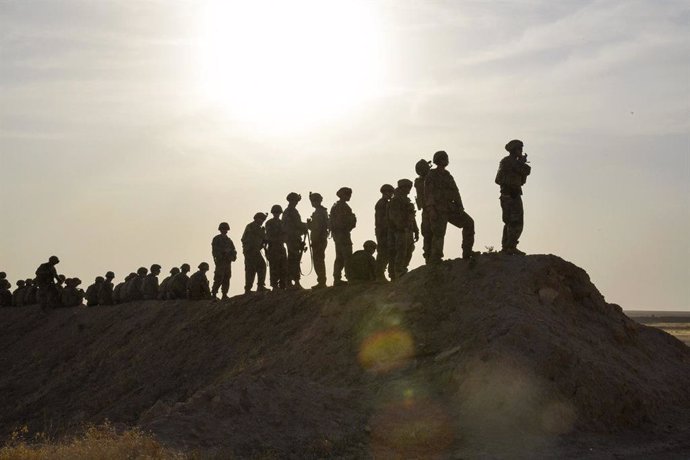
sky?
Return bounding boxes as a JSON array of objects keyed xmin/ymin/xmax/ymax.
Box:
[{"xmin": 1, "ymin": 0, "xmax": 688, "ymax": 310}]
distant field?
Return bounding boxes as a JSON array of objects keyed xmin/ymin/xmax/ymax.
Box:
[{"xmin": 626, "ymin": 311, "xmax": 690, "ymax": 346}]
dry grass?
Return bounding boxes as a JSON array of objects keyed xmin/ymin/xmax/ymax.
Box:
[{"xmin": 0, "ymin": 423, "xmax": 188, "ymax": 460}]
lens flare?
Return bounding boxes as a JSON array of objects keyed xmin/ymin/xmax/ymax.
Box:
[
  {"xmin": 370, "ymin": 397, "xmax": 454, "ymax": 459},
  {"xmin": 358, "ymin": 326, "xmax": 414, "ymax": 374}
]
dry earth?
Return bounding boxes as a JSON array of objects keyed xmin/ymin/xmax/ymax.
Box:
[{"xmin": 1, "ymin": 254, "xmax": 689, "ymax": 459}]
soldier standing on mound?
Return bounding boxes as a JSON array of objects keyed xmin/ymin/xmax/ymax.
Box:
[
  {"xmin": 282, "ymin": 193, "xmax": 308, "ymax": 289},
  {"xmin": 242, "ymin": 212, "xmax": 269, "ymax": 294},
  {"xmin": 414, "ymin": 159, "xmax": 432, "ymax": 263},
  {"xmin": 388, "ymin": 179, "xmax": 419, "ymax": 279},
  {"xmin": 212, "ymin": 222, "xmax": 237, "ymax": 299},
  {"xmin": 425, "ymin": 150, "xmax": 477, "ymax": 264},
  {"xmin": 330, "ymin": 187, "xmax": 356, "ymax": 286},
  {"xmin": 265, "ymin": 205, "xmax": 288, "ymax": 290},
  {"xmin": 374, "ymin": 184, "xmax": 394, "ymax": 281},
  {"xmin": 307, "ymin": 192, "xmax": 330, "ymax": 289},
  {"xmin": 495, "ymin": 139, "xmax": 531, "ymax": 255}
]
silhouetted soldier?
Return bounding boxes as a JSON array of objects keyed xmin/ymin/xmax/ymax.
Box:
[
  {"xmin": 12, "ymin": 280, "xmax": 26, "ymax": 307},
  {"xmin": 0, "ymin": 279, "xmax": 12, "ymax": 307},
  {"xmin": 188, "ymin": 262, "xmax": 212, "ymax": 300},
  {"xmin": 85, "ymin": 276, "xmax": 104, "ymax": 306},
  {"xmin": 242, "ymin": 213, "xmax": 269, "ymax": 294},
  {"xmin": 282, "ymin": 193, "xmax": 308, "ymax": 289},
  {"xmin": 61, "ymin": 278, "xmax": 84, "ymax": 307},
  {"xmin": 330, "ymin": 187, "xmax": 356, "ymax": 286},
  {"xmin": 212, "ymin": 222, "xmax": 237, "ymax": 299},
  {"xmin": 375, "ymin": 184, "xmax": 394, "ymax": 281},
  {"xmin": 496, "ymin": 139, "xmax": 531, "ymax": 255},
  {"xmin": 388, "ymin": 179, "xmax": 419, "ymax": 279},
  {"xmin": 425, "ymin": 151, "xmax": 476, "ymax": 264},
  {"xmin": 35, "ymin": 256, "xmax": 61, "ymax": 308},
  {"xmin": 346, "ymin": 241, "xmax": 377, "ymax": 284},
  {"xmin": 158, "ymin": 267, "xmax": 180, "ymax": 300},
  {"xmin": 143, "ymin": 264, "xmax": 161, "ymax": 300},
  {"xmin": 127, "ymin": 267, "xmax": 148, "ymax": 301},
  {"xmin": 114, "ymin": 273, "xmax": 135, "ymax": 304},
  {"xmin": 414, "ymin": 159, "xmax": 432, "ymax": 263},
  {"xmin": 307, "ymin": 192, "xmax": 330, "ymax": 289},
  {"xmin": 24, "ymin": 279, "xmax": 37, "ymax": 305},
  {"xmin": 169, "ymin": 263, "xmax": 191, "ymax": 299},
  {"xmin": 0, "ymin": 272, "xmax": 5, "ymax": 281},
  {"xmin": 98, "ymin": 271, "xmax": 116, "ymax": 305},
  {"xmin": 265, "ymin": 205, "xmax": 288, "ymax": 290}
]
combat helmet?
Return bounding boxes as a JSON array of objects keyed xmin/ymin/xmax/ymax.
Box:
[
  {"xmin": 380, "ymin": 184, "xmax": 394, "ymax": 194},
  {"xmin": 397, "ymin": 178, "xmax": 413, "ymax": 190},
  {"xmin": 49, "ymin": 255, "xmax": 60, "ymax": 264},
  {"xmin": 415, "ymin": 159, "xmax": 431, "ymax": 175},
  {"xmin": 254, "ymin": 212, "xmax": 268, "ymax": 221},
  {"xmin": 432, "ymin": 150, "xmax": 449, "ymax": 165},
  {"xmin": 286, "ymin": 192, "xmax": 301, "ymax": 202},
  {"xmin": 336, "ymin": 187, "xmax": 352, "ymax": 199},
  {"xmin": 105, "ymin": 271, "xmax": 115, "ymax": 279},
  {"xmin": 198, "ymin": 262, "xmax": 210, "ymax": 271},
  {"xmin": 363, "ymin": 240, "xmax": 377, "ymax": 252},
  {"xmin": 309, "ymin": 192, "xmax": 323, "ymax": 203},
  {"xmin": 180, "ymin": 263, "xmax": 191, "ymax": 272},
  {"xmin": 218, "ymin": 222, "xmax": 230, "ymax": 231},
  {"xmin": 270, "ymin": 204, "xmax": 283, "ymax": 214},
  {"xmin": 505, "ymin": 139, "xmax": 524, "ymax": 153}
]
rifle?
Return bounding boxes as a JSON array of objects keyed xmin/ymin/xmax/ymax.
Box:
[{"xmin": 300, "ymin": 231, "xmax": 314, "ymax": 276}]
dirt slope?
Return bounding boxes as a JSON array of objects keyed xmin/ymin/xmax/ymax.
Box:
[{"xmin": 1, "ymin": 254, "xmax": 689, "ymax": 458}]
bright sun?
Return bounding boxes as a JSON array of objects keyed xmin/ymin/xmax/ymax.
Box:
[{"xmin": 199, "ymin": 0, "xmax": 385, "ymax": 133}]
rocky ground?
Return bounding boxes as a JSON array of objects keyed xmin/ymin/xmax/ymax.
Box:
[{"xmin": 1, "ymin": 253, "xmax": 689, "ymax": 458}]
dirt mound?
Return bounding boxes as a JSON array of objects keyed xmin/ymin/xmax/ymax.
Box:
[{"xmin": 1, "ymin": 254, "xmax": 688, "ymax": 458}]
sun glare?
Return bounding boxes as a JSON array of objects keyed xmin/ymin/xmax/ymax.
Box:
[{"xmin": 199, "ymin": 0, "xmax": 385, "ymax": 133}]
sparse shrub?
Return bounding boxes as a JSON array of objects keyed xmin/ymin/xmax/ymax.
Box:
[{"xmin": 0, "ymin": 422, "xmax": 188, "ymax": 460}]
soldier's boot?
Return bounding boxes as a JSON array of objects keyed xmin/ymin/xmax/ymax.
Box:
[
  {"xmin": 257, "ymin": 285, "xmax": 269, "ymax": 292},
  {"xmin": 311, "ymin": 282, "xmax": 327, "ymax": 290},
  {"xmin": 333, "ymin": 279, "xmax": 348, "ymax": 287}
]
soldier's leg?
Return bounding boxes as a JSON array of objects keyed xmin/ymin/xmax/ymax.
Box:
[
  {"xmin": 375, "ymin": 231, "xmax": 389, "ymax": 280},
  {"xmin": 278, "ymin": 250, "xmax": 288, "ymax": 288},
  {"xmin": 256, "ymin": 254, "xmax": 267, "ymax": 288},
  {"xmin": 313, "ymin": 240, "xmax": 327, "ymax": 285},
  {"xmin": 394, "ymin": 231, "xmax": 409, "ymax": 278},
  {"xmin": 267, "ymin": 250, "xmax": 278, "ymax": 288},
  {"xmin": 421, "ymin": 209, "xmax": 432, "ymax": 264},
  {"xmin": 448, "ymin": 208, "xmax": 475, "ymax": 256},
  {"xmin": 404, "ymin": 230, "xmax": 415, "ymax": 269},
  {"xmin": 428, "ymin": 212, "xmax": 448, "ymax": 264},
  {"xmin": 388, "ymin": 233, "xmax": 397, "ymax": 280},
  {"xmin": 333, "ymin": 239, "xmax": 344, "ymax": 281},
  {"xmin": 244, "ymin": 255, "xmax": 255, "ymax": 292},
  {"xmin": 221, "ymin": 264, "xmax": 231, "ymax": 296},
  {"xmin": 506, "ymin": 196, "xmax": 524, "ymax": 250},
  {"xmin": 500, "ymin": 195, "xmax": 511, "ymax": 250},
  {"xmin": 212, "ymin": 263, "xmax": 223, "ymax": 296}
]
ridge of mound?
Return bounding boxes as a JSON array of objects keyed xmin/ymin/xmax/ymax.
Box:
[{"xmin": 1, "ymin": 254, "xmax": 688, "ymax": 458}]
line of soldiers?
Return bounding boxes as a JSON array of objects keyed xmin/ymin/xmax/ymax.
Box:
[
  {"xmin": 0, "ymin": 258, "xmax": 218, "ymax": 308},
  {"xmin": 1, "ymin": 141, "xmax": 531, "ymax": 304},
  {"xmin": 206, "ymin": 140, "xmax": 531, "ymax": 293}
]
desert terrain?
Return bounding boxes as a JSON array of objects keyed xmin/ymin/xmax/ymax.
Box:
[{"xmin": 1, "ymin": 254, "xmax": 689, "ymax": 459}]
